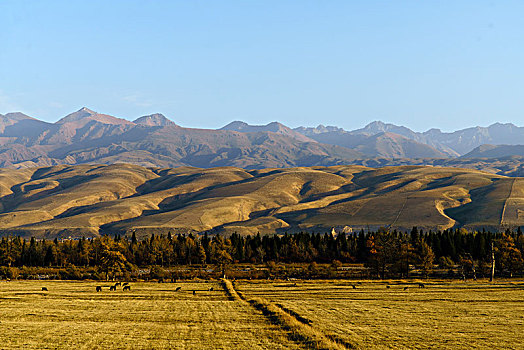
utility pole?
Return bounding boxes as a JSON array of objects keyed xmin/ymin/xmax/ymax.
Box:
[{"xmin": 490, "ymin": 241, "xmax": 495, "ymax": 282}]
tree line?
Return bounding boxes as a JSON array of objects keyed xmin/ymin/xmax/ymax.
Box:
[{"xmin": 0, "ymin": 227, "xmax": 523, "ymax": 279}]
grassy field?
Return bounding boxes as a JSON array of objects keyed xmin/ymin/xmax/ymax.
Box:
[
  {"xmin": 0, "ymin": 280, "xmax": 300, "ymax": 350},
  {"xmin": 237, "ymin": 279, "xmax": 524, "ymax": 349},
  {"xmin": 1, "ymin": 279, "xmax": 523, "ymax": 349}
]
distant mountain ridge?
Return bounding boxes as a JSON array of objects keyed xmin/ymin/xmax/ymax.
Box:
[
  {"xmin": 221, "ymin": 120, "xmax": 313, "ymax": 142},
  {"xmin": 293, "ymin": 120, "xmax": 524, "ymax": 157},
  {"xmin": 0, "ymin": 108, "xmax": 362, "ymax": 169},
  {"xmin": 1, "ymin": 107, "xmax": 524, "ymax": 173},
  {"xmin": 463, "ymin": 144, "xmax": 524, "ymax": 158}
]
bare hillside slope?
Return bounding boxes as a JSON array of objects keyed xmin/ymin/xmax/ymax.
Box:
[{"xmin": 0, "ymin": 164, "xmax": 519, "ymax": 238}]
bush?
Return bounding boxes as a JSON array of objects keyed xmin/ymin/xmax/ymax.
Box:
[
  {"xmin": 0, "ymin": 266, "xmax": 20, "ymax": 279},
  {"xmin": 150, "ymin": 265, "xmax": 167, "ymax": 280},
  {"xmin": 58, "ymin": 265, "xmax": 83, "ymax": 280}
]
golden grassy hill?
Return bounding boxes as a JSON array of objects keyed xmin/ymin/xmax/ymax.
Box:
[{"xmin": 0, "ymin": 163, "xmax": 521, "ymax": 238}]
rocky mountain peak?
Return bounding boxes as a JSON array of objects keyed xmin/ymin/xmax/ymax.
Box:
[{"xmin": 134, "ymin": 113, "xmax": 177, "ymax": 127}]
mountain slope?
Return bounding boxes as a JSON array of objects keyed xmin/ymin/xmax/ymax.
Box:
[
  {"xmin": 133, "ymin": 113, "xmax": 178, "ymax": 127},
  {"xmin": 0, "ymin": 164, "xmax": 517, "ymax": 238},
  {"xmin": 325, "ymin": 120, "xmax": 524, "ymax": 156},
  {"xmin": 221, "ymin": 121, "xmax": 314, "ymax": 142},
  {"xmin": 463, "ymin": 144, "xmax": 524, "ymax": 158},
  {"xmin": 307, "ymin": 131, "xmax": 447, "ymax": 158}
]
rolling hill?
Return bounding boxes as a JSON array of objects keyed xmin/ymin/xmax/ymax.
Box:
[{"xmin": 0, "ymin": 163, "xmax": 520, "ymax": 238}]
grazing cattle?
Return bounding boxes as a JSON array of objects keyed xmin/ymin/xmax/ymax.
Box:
[
  {"xmin": 96, "ymin": 286, "xmax": 102, "ymax": 292},
  {"xmin": 386, "ymin": 285, "xmax": 391, "ymax": 289},
  {"xmin": 403, "ymin": 286, "xmax": 409, "ymax": 291},
  {"xmin": 175, "ymin": 286, "xmax": 181, "ymax": 292},
  {"xmin": 351, "ymin": 284, "xmax": 356, "ymax": 289},
  {"xmin": 41, "ymin": 287, "xmax": 48, "ymax": 291},
  {"xmin": 208, "ymin": 287, "xmax": 214, "ymax": 291},
  {"xmin": 110, "ymin": 285, "xmax": 116, "ymax": 291},
  {"xmin": 114, "ymin": 282, "xmax": 121, "ymax": 287},
  {"xmin": 418, "ymin": 283, "xmax": 425, "ymax": 288},
  {"xmin": 123, "ymin": 285, "xmax": 131, "ymax": 291}
]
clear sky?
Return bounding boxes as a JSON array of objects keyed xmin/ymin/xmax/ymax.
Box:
[{"xmin": 1, "ymin": 1, "xmax": 523, "ymax": 131}]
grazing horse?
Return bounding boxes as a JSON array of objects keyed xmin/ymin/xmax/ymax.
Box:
[
  {"xmin": 41, "ymin": 287, "xmax": 48, "ymax": 291},
  {"xmin": 110, "ymin": 285, "xmax": 116, "ymax": 291},
  {"xmin": 208, "ymin": 287, "xmax": 214, "ymax": 291},
  {"xmin": 386, "ymin": 285, "xmax": 391, "ymax": 289},
  {"xmin": 403, "ymin": 286, "xmax": 409, "ymax": 291},
  {"xmin": 351, "ymin": 284, "xmax": 357, "ymax": 289},
  {"xmin": 123, "ymin": 285, "xmax": 131, "ymax": 291},
  {"xmin": 96, "ymin": 286, "xmax": 102, "ymax": 292},
  {"xmin": 114, "ymin": 282, "xmax": 121, "ymax": 287},
  {"xmin": 175, "ymin": 287, "xmax": 181, "ymax": 292},
  {"xmin": 192, "ymin": 290, "xmax": 196, "ymax": 295},
  {"xmin": 123, "ymin": 282, "xmax": 129, "ymax": 286},
  {"xmin": 418, "ymin": 283, "xmax": 425, "ymax": 288}
]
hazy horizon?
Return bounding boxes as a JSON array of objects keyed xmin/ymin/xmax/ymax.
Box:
[{"xmin": 1, "ymin": 1, "xmax": 523, "ymax": 132}]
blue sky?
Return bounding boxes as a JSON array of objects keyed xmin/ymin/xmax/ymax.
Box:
[{"xmin": 1, "ymin": 1, "xmax": 523, "ymax": 131}]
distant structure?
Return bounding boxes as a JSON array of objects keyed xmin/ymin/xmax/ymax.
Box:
[{"xmin": 331, "ymin": 226, "xmax": 353, "ymax": 236}]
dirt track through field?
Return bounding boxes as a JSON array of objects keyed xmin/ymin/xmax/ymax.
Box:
[{"xmin": 224, "ymin": 279, "xmax": 354, "ymax": 350}]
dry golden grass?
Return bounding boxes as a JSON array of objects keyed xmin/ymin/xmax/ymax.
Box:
[
  {"xmin": 0, "ymin": 280, "xmax": 301, "ymax": 349},
  {"xmin": 237, "ymin": 279, "xmax": 524, "ymax": 350},
  {"xmin": 222, "ymin": 279, "xmax": 351, "ymax": 350},
  {"xmin": 1, "ymin": 163, "xmax": 523, "ymax": 237},
  {"xmin": 2, "ymin": 279, "xmax": 522, "ymax": 349}
]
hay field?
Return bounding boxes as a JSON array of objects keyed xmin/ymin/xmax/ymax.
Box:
[
  {"xmin": 237, "ymin": 280, "xmax": 524, "ymax": 349},
  {"xmin": 0, "ymin": 280, "xmax": 300, "ymax": 350}
]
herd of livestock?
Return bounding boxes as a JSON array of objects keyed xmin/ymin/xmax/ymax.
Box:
[{"xmin": 37, "ymin": 282, "xmax": 216, "ymax": 294}]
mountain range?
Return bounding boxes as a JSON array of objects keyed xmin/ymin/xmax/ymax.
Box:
[
  {"xmin": 294, "ymin": 120, "xmax": 524, "ymax": 158},
  {"xmin": 0, "ymin": 108, "xmax": 524, "ymax": 174}
]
